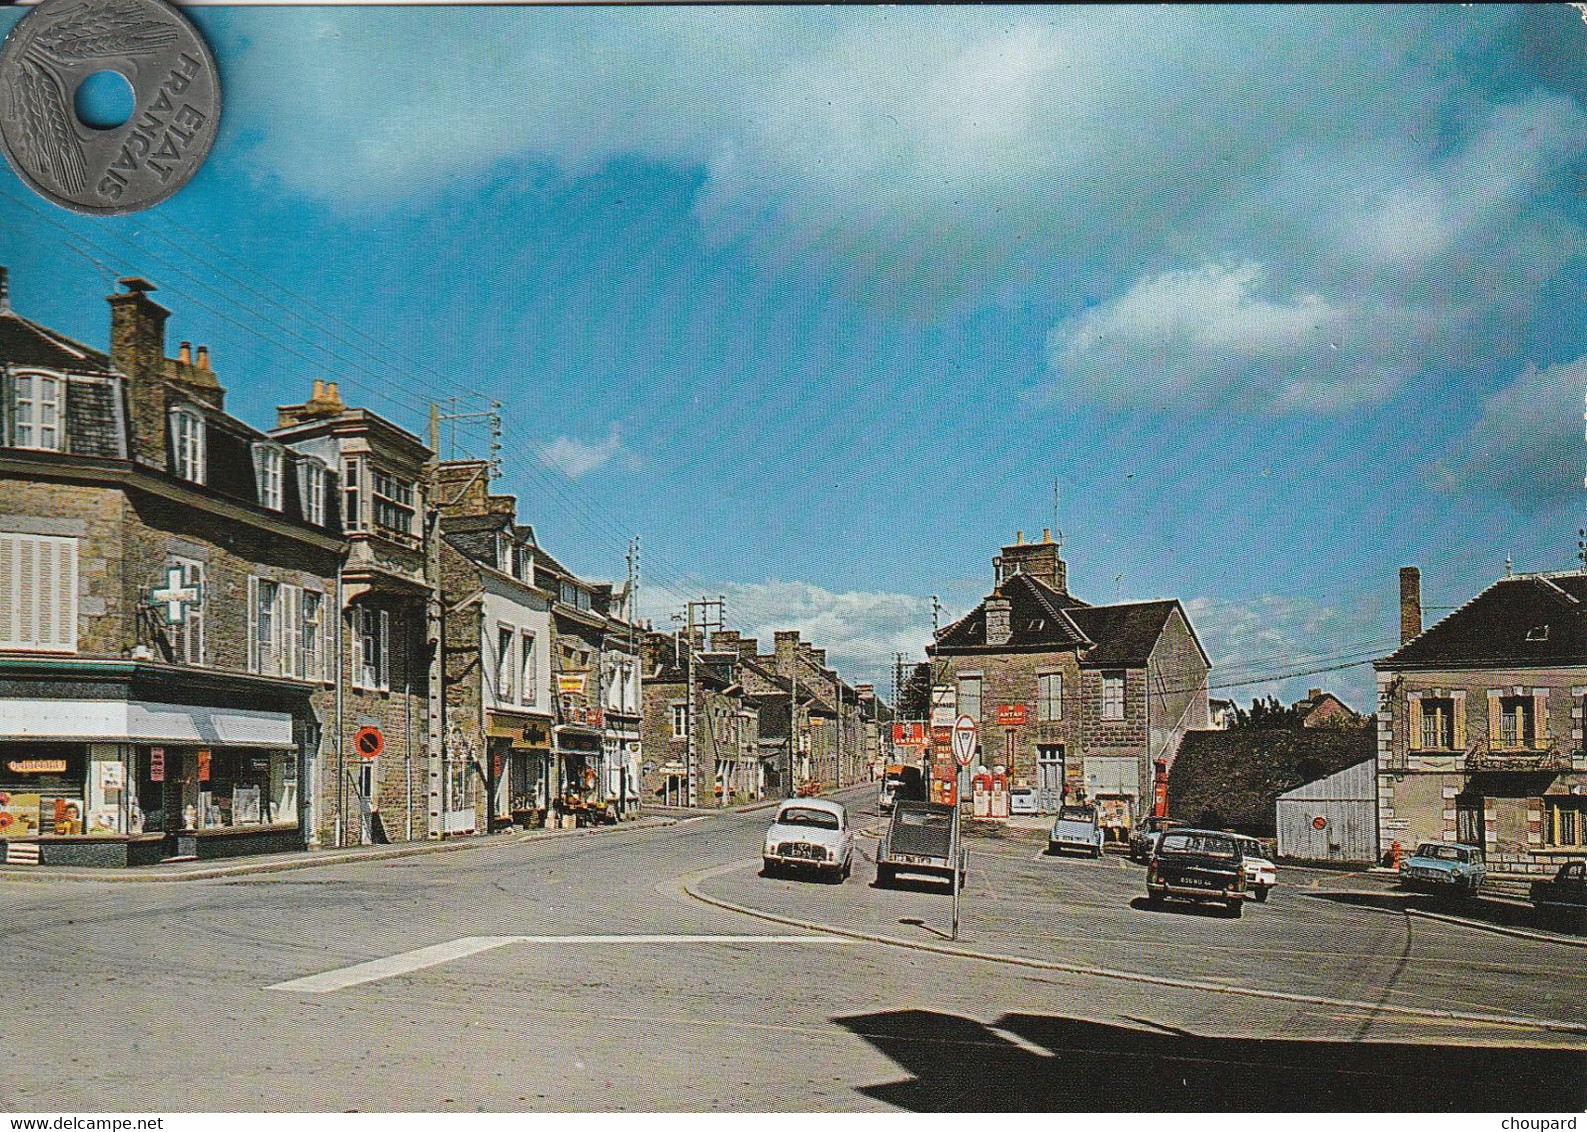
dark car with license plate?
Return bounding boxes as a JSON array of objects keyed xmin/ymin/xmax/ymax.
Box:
[
  {"xmin": 875, "ymin": 800, "xmax": 963, "ymax": 888},
  {"xmin": 1146, "ymin": 828, "xmax": 1247, "ymax": 917}
]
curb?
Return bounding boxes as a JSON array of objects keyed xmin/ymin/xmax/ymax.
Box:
[
  {"xmin": 680, "ymin": 862, "xmax": 1587, "ymax": 1037},
  {"xmin": 0, "ymin": 815, "xmax": 677, "ymax": 884},
  {"xmin": 1404, "ymin": 905, "xmax": 1587, "ymax": 949}
]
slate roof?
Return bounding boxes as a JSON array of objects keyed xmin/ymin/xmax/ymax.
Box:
[
  {"xmin": 933, "ymin": 571, "xmax": 1200, "ymax": 668},
  {"xmin": 0, "ymin": 309, "xmax": 115, "ymax": 375},
  {"xmin": 1167, "ymin": 728, "xmax": 1376, "ymax": 837},
  {"xmin": 1377, "ymin": 573, "xmax": 1587, "ymax": 671}
]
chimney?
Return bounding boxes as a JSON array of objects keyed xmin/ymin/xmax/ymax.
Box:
[
  {"xmin": 999, "ymin": 534, "xmax": 1068, "ymax": 595},
  {"xmin": 736, "ymin": 637, "xmax": 759, "ymax": 661},
  {"xmin": 1399, "ymin": 566, "xmax": 1422, "ymax": 644},
  {"xmin": 178, "ymin": 341, "xmax": 191, "ymax": 364},
  {"xmin": 195, "ymin": 345, "xmax": 210, "ymax": 370},
  {"xmin": 0, "ymin": 266, "xmax": 10, "ymax": 314},
  {"xmin": 108, "ymin": 277, "xmax": 172, "ymax": 468},
  {"xmin": 710, "ymin": 629, "xmax": 740, "ymax": 652},
  {"xmin": 1308, "ymin": 688, "xmax": 1322, "ymax": 700},
  {"xmin": 985, "ymin": 594, "xmax": 1013, "ymax": 646}
]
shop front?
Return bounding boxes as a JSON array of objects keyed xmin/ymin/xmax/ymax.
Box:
[
  {"xmin": 0, "ymin": 695, "xmax": 304, "ymax": 867},
  {"xmin": 487, "ymin": 712, "xmax": 552, "ymax": 829},
  {"xmin": 553, "ymin": 722, "xmax": 606, "ymax": 825}
]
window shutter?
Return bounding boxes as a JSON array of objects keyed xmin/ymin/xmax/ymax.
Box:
[
  {"xmin": 1452, "ymin": 695, "xmax": 1466, "ymax": 752},
  {"xmin": 1534, "ymin": 694, "xmax": 1550, "ymax": 750},
  {"xmin": 350, "ymin": 608, "xmax": 363, "ymax": 690},
  {"xmin": 0, "ymin": 534, "xmax": 15, "ymax": 645},
  {"xmin": 378, "ymin": 608, "xmax": 391, "ymax": 690},
  {"xmin": 1487, "ymin": 693, "xmax": 1501, "ymax": 749},
  {"xmin": 53, "ymin": 536, "xmax": 76, "ymax": 650},
  {"xmin": 283, "ymin": 585, "xmax": 302, "ymax": 680},
  {"xmin": 1408, "ymin": 697, "xmax": 1422, "ymax": 750},
  {"xmin": 247, "ymin": 576, "xmax": 259, "ymax": 673}
]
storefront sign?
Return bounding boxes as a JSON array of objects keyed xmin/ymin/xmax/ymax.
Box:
[
  {"xmin": 557, "ymin": 674, "xmax": 587, "ymax": 694},
  {"xmin": 929, "ymin": 685, "xmax": 957, "ymax": 729},
  {"xmin": 892, "ymin": 722, "xmax": 927, "ymax": 748},
  {"xmin": 995, "ymin": 704, "xmax": 1028, "ymax": 726},
  {"xmin": 149, "ymin": 747, "xmax": 165, "ymax": 783},
  {"xmin": 5, "ymin": 759, "xmax": 66, "ymax": 774},
  {"xmin": 99, "ymin": 762, "xmax": 125, "ymax": 790},
  {"xmin": 197, "ymin": 749, "xmax": 211, "ymax": 783}
]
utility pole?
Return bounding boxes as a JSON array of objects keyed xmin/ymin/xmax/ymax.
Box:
[
  {"xmin": 425, "ymin": 404, "xmax": 445, "ymax": 838},
  {"xmin": 679, "ymin": 596, "xmax": 725, "ymax": 807},
  {"xmin": 787, "ymin": 661, "xmax": 798, "ymax": 798}
]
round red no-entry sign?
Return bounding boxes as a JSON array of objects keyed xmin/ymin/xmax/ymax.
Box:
[
  {"xmin": 354, "ymin": 726, "xmax": 385, "ymax": 760},
  {"xmin": 1312, "ymin": 815, "xmax": 1327, "ymax": 831}
]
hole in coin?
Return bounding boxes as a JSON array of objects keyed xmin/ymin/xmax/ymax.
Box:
[{"xmin": 74, "ymin": 69, "xmax": 135, "ymax": 130}]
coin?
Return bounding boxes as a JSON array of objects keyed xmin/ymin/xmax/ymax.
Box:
[{"xmin": 0, "ymin": 0, "xmax": 219, "ymax": 214}]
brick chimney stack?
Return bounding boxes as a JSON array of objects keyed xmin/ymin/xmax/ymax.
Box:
[
  {"xmin": 1399, "ymin": 566, "xmax": 1422, "ymax": 644},
  {"xmin": 108, "ymin": 277, "xmax": 172, "ymax": 469},
  {"xmin": 0, "ymin": 266, "xmax": 10, "ymax": 314},
  {"xmin": 998, "ymin": 530, "xmax": 1068, "ymax": 595},
  {"xmin": 985, "ymin": 594, "xmax": 1013, "ymax": 646}
]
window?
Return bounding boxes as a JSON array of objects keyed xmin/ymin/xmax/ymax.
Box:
[
  {"xmin": 671, "ymin": 703, "xmax": 688, "ymax": 739},
  {"xmin": 250, "ymin": 579, "xmax": 278, "ymax": 675},
  {"xmin": 13, "ymin": 372, "xmax": 62, "ymax": 451},
  {"xmin": 957, "ymin": 675, "xmax": 982, "ymax": 721},
  {"xmin": 1419, "ymin": 697, "xmax": 1455, "ymax": 750},
  {"xmin": 1499, "ymin": 695, "xmax": 1536, "ymax": 750},
  {"xmin": 297, "ymin": 458, "xmax": 327, "ymax": 526},
  {"xmin": 353, "ymin": 605, "xmax": 390, "ymax": 691},
  {"xmin": 170, "ymin": 408, "xmax": 205, "ymax": 484},
  {"xmin": 253, "ymin": 445, "xmax": 284, "ymax": 511},
  {"xmin": 167, "ymin": 557, "xmax": 204, "ymax": 665},
  {"xmin": 0, "ymin": 532, "xmax": 77, "ymax": 651},
  {"xmin": 1101, "ymin": 672, "xmax": 1126, "ymax": 721},
  {"xmin": 372, "ymin": 469, "xmax": 415, "ymax": 538},
  {"xmin": 1545, "ymin": 798, "xmax": 1586, "ymax": 848},
  {"xmin": 496, "ymin": 625, "xmax": 516, "ymax": 703},
  {"xmin": 1037, "ymin": 672, "xmax": 1063, "ymax": 721},
  {"xmin": 302, "ymin": 590, "xmax": 325, "ymax": 681},
  {"xmin": 520, "ymin": 631, "xmax": 537, "ymax": 706},
  {"xmin": 342, "ymin": 458, "xmax": 364, "ymax": 532}
]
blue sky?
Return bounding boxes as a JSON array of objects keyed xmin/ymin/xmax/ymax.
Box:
[{"xmin": 2, "ymin": 4, "xmax": 1584, "ymax": 708}]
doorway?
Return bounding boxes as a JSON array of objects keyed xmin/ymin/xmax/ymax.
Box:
[
  {"xmin": 1037, "ymin": 745, "xmax": 1064, "ymax": 814},
  {"xmin": 357, "ymin": 762, "xmax": 375, "ymax": 846}
]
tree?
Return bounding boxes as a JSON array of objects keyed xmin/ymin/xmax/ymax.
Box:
[
  {"xmin": 897, "ymin": 662, "xmax": 933, "ymax": 720},
  {"xmin": 1230, "ymin": 695, "xmax": 1308, "ymax": 730}
]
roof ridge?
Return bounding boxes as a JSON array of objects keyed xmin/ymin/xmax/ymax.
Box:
[{"xmin": 4, "ymin": 309, "xmax": 100, "ymax": 364}]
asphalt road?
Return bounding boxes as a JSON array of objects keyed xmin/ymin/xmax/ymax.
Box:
[{"xmin": 2, "ymin": 785, "xmax": 1584, "ymax": 1112}]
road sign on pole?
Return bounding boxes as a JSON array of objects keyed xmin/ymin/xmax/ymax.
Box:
[{"xmin": 952, "ymin": 714, "xmax": 977, "ymax": 768}]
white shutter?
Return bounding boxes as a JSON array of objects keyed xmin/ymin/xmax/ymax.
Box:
[
  {"xmin": 321, "ymin": 599, "xmax": 333, "ymax": 683},
  {"xmin": 378, "ymin": 608, "xmax": 391, "ymax": 690},
  {"xmin": 350, "ymin": 607, "xmax": 364, "ymax": 690},
  {"xmin": 247, "ymin": 576, "xmax": 259, "ymax": 673},
  {"xmin": 283, "ymin": 585, "xmax": 302, "ymax": 680},
  {"xmin": 0, "ymin": 534, "xmax": 77, "ymax": 652}
]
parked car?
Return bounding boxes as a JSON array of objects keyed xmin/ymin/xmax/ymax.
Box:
[
  {"xmin": 1232, "ymin": 835, "xmax": 1278, "ymax": 902},
  {"xmin": 1008, "ymin": 786, "xmax": 1038, "ymax": 815},
  {"xmin": 1146, "ymin": 828, "xmax": 1247, "ymax": 917},
  {"xmin": 1128, "ymin": 815, "xmax": 1179, "ymax": 863},
  {"xmin": 1047, "ymin": 804, "xmax": 1104, "ymax": 858},
  {"xmin": 876, "ymin": 799, "xmax": 964, "ymax": 888},
  {"xmin": 1528, "ymin": 861, "xmax": 1587, "ymax": 929},
  {"xmin": 1398, "ymin": 841, "xmax": 1485, "ymax": 897},
  {"xmin": 762, "ymin": 798, "xmax": 852, "ymax": 882}
]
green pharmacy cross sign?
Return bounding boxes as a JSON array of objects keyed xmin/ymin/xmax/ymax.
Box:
[{"xmin": 150, "ymin": 566, "xmax": 203, "ymax": 626}]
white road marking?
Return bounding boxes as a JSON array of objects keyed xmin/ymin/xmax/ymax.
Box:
[
  {"xmin": 985, "ymin": 1025, "xmax": 1056, "ymax": 1058},
  {"xmin": 269, "ymin": 933, "xmax": 857, "ymax": 994}
]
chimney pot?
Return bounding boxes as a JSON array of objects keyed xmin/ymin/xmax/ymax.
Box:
[
  {"xmin": 312, "ymin": 378, "xmax": 326, "ymax": 400},
  {"xmin": 1399, "ymin": 566, "xmax": 1422, "ymax": 645},
  {"xmin": 195, "ymin": 345, "xmax": 210, "ymax": 370},
  {"xmin": 0, "ymin": 265, "xmax": 9, "ymax": 314},
  {"xmin": 1042, "ymin": 527, "xmax": 1051, "ymax": 542},
  {"xmin": 178, "ymin": 341, "xmax": 191, "ymax": 364},
  {"xmin": 1016, "ymin": 530, "xmax": 1024, "ymax": 544},
  {"xmin": 326, "ymin": 381, "xmax": 340, "ymax": 403},
  {"xmin": 1308, "ymin": 688, "xmax": 1322, "ymax": 700}
]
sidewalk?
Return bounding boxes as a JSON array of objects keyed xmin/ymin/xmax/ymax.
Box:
[{"xmin": 0, "ymin": 813, "xmax": 678, "ymax": 883}]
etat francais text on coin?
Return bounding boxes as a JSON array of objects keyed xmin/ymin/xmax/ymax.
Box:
[{"xmin": 0, "ymin": 0, "xmax": 219, "ymax": 214}]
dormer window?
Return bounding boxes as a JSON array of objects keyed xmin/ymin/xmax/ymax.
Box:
[
  {"xmin": 170, "ymin": 407, "xmax": 205, "ymax": 484},
  {"xmin": 1526, "ymin": 625, "xmax": 1549, "ymax": 642},
  {"xmin": 297, "ymin": 457, "xmax": 327, "ymax": 526},
  {"xmin": 13, "ymin": 372, "xmax": 62, "ymax": 451},
  {"xmin": 253, "ymin": 444, "xmax": 284, "ymax": 511}
]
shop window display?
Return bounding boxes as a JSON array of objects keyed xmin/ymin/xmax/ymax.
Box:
[{"xmin": 0, "ymin": 748, "xmax": 87, "ymax": 837}]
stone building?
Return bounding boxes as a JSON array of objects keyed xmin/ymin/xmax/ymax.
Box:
[
  {"xmin": 928, "ymin": 530, "xmax": 1210, "ymax": 835},
  {"xmin": 1375, "ymin": 566, "xmax": 1587, "ymax": 878},
  {"xmin": 432, "ymin": 460, "xmax": 556, "ymax": 832},
  {"xmin": 0, "ymin": 271, "xmax": 340, "ymax": 864},
  {"xmin": 272, "ymin": 381, "xmax": 433, "ymax": 846},
  {"xmin": 639, "ymin": 631, "xmax": 762, "ymax": 806}
]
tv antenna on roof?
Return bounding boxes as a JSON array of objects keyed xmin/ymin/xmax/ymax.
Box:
[{"xmin": 1051, "ymin": 478, "xmax": 1064, "ymax": 551}]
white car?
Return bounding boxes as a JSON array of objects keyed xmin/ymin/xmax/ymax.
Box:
[
  {"xmin": 763, "ymin": 798, "xmax": 853, "ymax": 883},
  {"xmin": 1008, "ymin": 786, "xmax": 1038, "ymax": 815},
  {"xmin": 1233, "ymin": 835, "xmax": 1278, "ymax": 901}
]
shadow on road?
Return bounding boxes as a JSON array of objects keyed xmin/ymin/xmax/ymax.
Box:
[
  {"xmin": 872, "ymin": 875, "xmax": 954, "ymax": 895},
  {"xmin": 1313, "ymin": 889, "xmax": 1586, "ymax": 937},
  {"xmin": 834, "ymin": 1008, "xmax": 1587, "ymax": 1111},
  {"xmin": 1127, "ymin": 895, "xmax": 1237, "ymax": 919}
]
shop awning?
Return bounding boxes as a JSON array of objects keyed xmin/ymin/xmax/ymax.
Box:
[{"xmin": 0, "ymin": 699, "xmax": 295, "ymax": 747}]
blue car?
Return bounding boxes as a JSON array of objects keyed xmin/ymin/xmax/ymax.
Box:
[{"xmin": 1399, "ymin": 841, "xmax": 1485, "ymax": 897}]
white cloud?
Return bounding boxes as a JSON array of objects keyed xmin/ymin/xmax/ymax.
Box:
[
  {"xmin": 536, "ymin": 422, "xmax": 629, "ymax": 479},
  {"xmin": 1434, "ymin": 356, "xmax": 1587, "ymax": 512}
]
